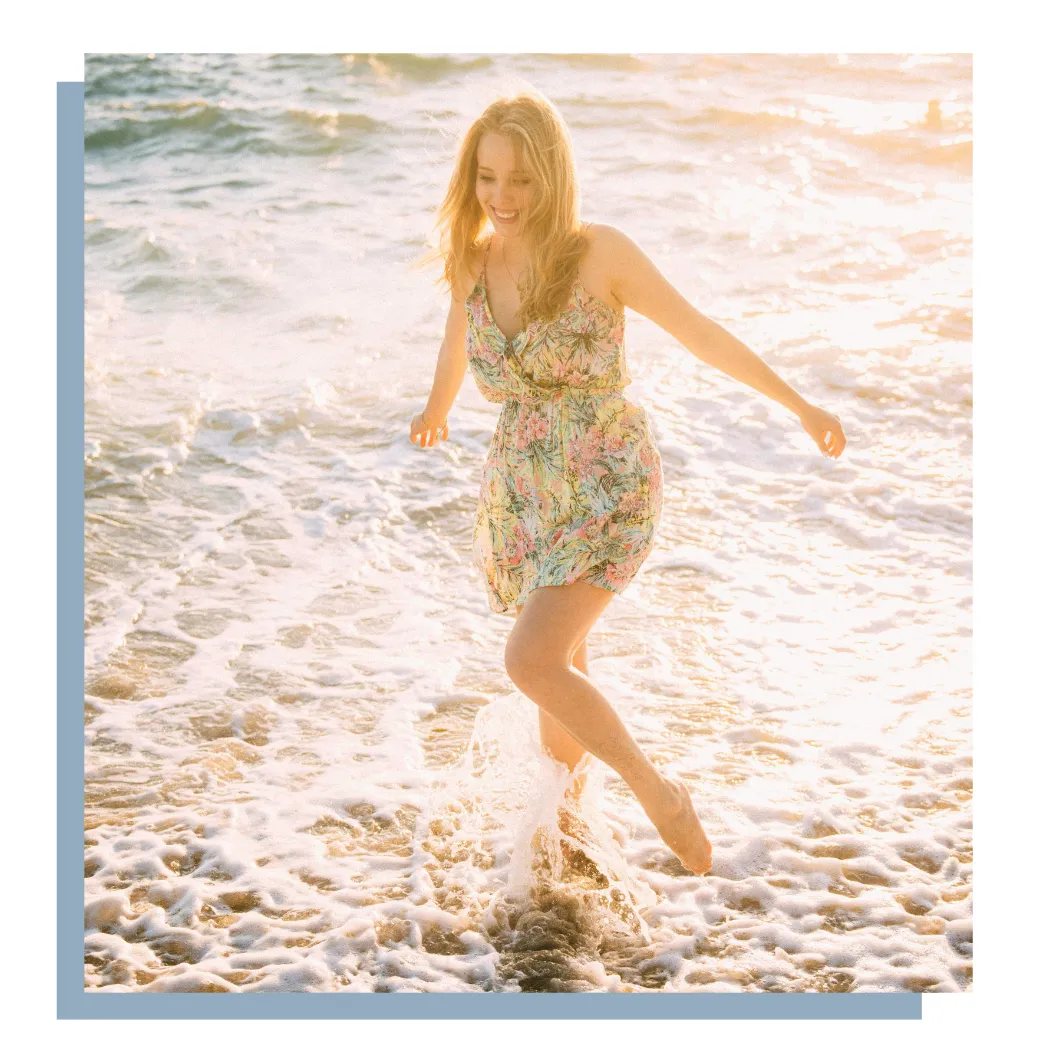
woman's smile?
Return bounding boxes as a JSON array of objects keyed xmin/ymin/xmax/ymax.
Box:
[
  {"xmin": 476, "ymin": 131, "xmax": 534, "ymax": 237},
  {"xmin": 491, "ymin": 207, "xmax": 520, "ymax": 226}
]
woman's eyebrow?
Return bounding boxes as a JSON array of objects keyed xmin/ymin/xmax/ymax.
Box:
[{"xmin": 476, "ymin": 166, "xmax": 529, "ymax": 175}]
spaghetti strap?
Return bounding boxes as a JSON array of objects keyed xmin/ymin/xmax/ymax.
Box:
[{"xmin": 576, "ymin": 221, "xmax": 592, "ymax": 291}]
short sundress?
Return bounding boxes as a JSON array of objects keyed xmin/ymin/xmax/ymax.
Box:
[{"xmin": 467, "ymin": 234, "xmax": 664, "ymax": 616}]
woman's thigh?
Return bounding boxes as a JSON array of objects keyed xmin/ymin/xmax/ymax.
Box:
[
  {"xmin": 513, "ymin": 599, "xmax": 590, "ymax": 668},
  {"xmin": 507, "ymin": 581, "xmax": 613, "ymax": 678}
]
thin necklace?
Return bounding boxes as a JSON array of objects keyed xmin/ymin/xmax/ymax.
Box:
[{"xmin": 501, "ymin": 237, "xmax": 526, "ymax": 290}]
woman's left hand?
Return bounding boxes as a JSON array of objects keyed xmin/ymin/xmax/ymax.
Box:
[{"xmin": 799, "ymin": 403, "xmax": 847, "ymax": 458}]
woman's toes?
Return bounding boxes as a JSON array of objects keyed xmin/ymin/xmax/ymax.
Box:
[{"xmin": 670, "ymin": 780, "xmax": 712, "ymax": 874}]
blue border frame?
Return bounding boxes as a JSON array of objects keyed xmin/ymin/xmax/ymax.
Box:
[
  {"xmin": 58, "ymin": 80, "xmax": 87, "ymax": 1020},
  {"xmin": 57, "ymin": 76, "xmax": 919, "ymax": 1020}
]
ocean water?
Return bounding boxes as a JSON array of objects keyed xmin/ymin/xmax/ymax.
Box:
[{"xmin": 83, "ymin": 52, "xmax": 972, "ymax": 993}]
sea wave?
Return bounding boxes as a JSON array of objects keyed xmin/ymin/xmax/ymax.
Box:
[
  {"xmin": 86, "ymin": 100, "xmax": 388, "ymax": 158},
  {"xmin": 85, "ymin": 101, "xmax": 259, "ymax": 152},
  {"xmin": 339, "ymin": 53, "xmax": 495, "ymax": 80}
]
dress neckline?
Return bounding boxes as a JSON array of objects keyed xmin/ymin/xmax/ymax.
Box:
[{"xmin": 469, "ymin": 233, "xmax": 622, "ymax": 346}]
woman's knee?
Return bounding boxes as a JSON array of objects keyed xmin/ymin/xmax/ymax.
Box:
[
  {"xmin": 505, "ymin": 636, "xmax": 587, "ymax": 690},
  {"xmin": 505, "ymin": 587, "xmax": 597, "ymax": 689},
  {"xmin": 507, "ymin": 632, "xmax": 572, "ymax": 689},
  {"xmin": 504, "ymin": 633, "xmax": 540, "ymax": 689}
]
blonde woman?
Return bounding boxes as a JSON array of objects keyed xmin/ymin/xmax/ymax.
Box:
[{"xmin": 410, "ymin": 91, "xmax": 846, "ymax": 875}]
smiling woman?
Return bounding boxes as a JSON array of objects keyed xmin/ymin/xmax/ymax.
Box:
[{"xmin": 410, "ymin": 88, "xmax": 846, "ymax": 879}]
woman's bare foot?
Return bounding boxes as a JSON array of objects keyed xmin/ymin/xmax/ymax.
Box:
[{"xmin": 644, "ymin": 776, "xmax": 712, "ymax": 874}]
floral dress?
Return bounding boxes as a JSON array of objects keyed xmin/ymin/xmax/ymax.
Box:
[{"xmin": 467, "ymin": 238, "xmax": 664, "ymax": 616}]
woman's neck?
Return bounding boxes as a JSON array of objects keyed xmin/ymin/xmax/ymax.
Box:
[
  {"xmin": 497, "ymin": 231, "xmax": 531, "ymax": 258},
  {"xmin": 497, "ymin": 233, "xmax": 532, "ymax": 285}
]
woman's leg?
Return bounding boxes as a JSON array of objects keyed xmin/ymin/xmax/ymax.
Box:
[
  {"xmin": 505, "ymin": 581, "xmax": 712, "ymax": 874},
  {"xmin": 514, "ymin": 602, "xmax": 591, "ymax": 799}
]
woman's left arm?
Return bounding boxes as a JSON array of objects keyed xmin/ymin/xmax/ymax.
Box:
[{"xmin": 600, "ymin": 225, "xmax": 846, "ymax": 459}]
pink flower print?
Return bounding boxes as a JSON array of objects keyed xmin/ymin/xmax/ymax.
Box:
[
  {"xmin": 515, "ymin": 415, "xmax": 532, "ymax": 449},
  {"xmin": 503, "ymin": 538, "xmax": 520, "ymax": 565},
  {"xmin": 529, "ymin": 412, "xmax": 551, "ymax": 441},
  {"xmin": 568, "ymin": 425, "xmax": 605, "ymax": 480},
  {"xmin": 504, "ymin": 520, "xmax": 535, "ymax": 566},
  {"xmin": 605, "ymin": 556, "xmax": 638, "ymax": 586},
  {"xmin": 514, "ymin": 410, "xmax": 550, "ymax": 449}
]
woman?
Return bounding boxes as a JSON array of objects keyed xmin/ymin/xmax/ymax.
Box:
[{"xmin": 409, "ymin": 92, "xmax": 846, "ymax": 876}]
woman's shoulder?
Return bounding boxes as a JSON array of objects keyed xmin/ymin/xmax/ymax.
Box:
[
  {"xmin": 452, "ymin": 238, "xmax": 489, "ymax": 304},
  {"xmin": 580, "ymin": 221, "xmax": 639, "ymax": 279},
  {"xmin": 582, "ymin": 220, "xmax": 637, "ymax": 257},
  {"xmin": 579, "ymin": 221, "xmax": 631, "ymax": 313}
]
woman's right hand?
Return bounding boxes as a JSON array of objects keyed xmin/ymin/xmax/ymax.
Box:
[{"xmin": 409, "ymin": 410, "xmax": 449, "ymax": 448}]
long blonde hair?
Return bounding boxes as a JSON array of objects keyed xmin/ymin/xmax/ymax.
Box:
[{"xmin": 423, "ymin": 91, "xmax": 588, "ymax": 328}]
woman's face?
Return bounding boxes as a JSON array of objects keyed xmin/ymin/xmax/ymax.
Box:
[{"xmin": 475, "ymin": 132, "xmax": 535, "ymax": 237}]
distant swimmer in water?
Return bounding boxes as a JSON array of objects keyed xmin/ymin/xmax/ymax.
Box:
[
  {"xmin": 409, "ymin": 90, "xmax": 846, "ymax": 877},
  {"xmin": 924, "ymin": 99, "xmax": 944, "ymax": 131}
]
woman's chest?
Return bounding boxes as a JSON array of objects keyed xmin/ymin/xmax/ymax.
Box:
[
  {"xmin": 482, "ymin": 270, "xmax": 523, "ymax": 342},
  {"xmin": 467, "ymin": 297, "xmax": 627, "ymax": 397},
  {"xmin": 482, "ymin": 265, "xmax": 621, "ymax": 344}
]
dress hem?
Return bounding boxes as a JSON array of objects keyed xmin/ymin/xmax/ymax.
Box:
[{"xmin": 484, "ymin": 562, "xmax": 648, "ymax": 617}]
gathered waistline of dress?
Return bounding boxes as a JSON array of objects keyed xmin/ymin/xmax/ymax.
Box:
[{"xmin": 503, "ymin": 384, "xmax": 625, "ymax": 406}]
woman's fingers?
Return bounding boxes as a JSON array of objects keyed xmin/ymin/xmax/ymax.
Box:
[
  {"xmin": 814, "ymin": 416, "xmax": 846, "ymax": 459},
  {"xmin": 410, "ymin": 414, "xmax": 449, "ymax": 448},
  {"xmin": 412, "ymin": 425, "xmax": 447, "ymax": 447},
  {"xmin": 831, "ymin": 424, "xmax": 846, "ymax": 457}
]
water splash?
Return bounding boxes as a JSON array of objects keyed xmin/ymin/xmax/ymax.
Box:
[{"xmin": 414, "ymin": 691, "xmax": 657, "ymax": 989}]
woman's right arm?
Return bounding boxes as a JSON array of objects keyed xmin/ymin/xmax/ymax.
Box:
[{"xmin": 409, "ymin": 289, "xmax": 469, "ymax": 449}]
